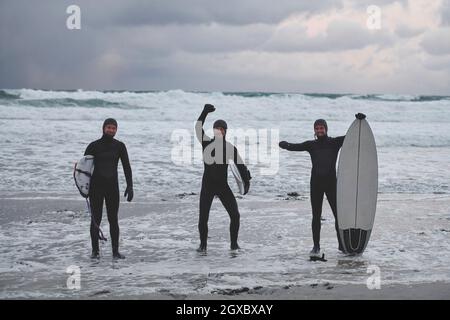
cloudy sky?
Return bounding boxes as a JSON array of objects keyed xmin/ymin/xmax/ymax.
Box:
[{"xmin": 1, "ymin": 0, "xmax": 449, "ymax": 94}]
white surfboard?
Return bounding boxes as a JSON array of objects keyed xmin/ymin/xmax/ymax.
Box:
[
  {"xmin": 74, "ymin": 155, "xmax": 95, "ymax": 198},
  {"xmin": 337, "ymin": 118, "xmax": 378, "ymax": 254},
  {"xmin": 230, "ymin": 162, "xmax": 245, "ymax": 195}
]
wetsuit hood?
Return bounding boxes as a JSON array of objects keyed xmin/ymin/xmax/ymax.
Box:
[
  {"xmin": 103, "ymin": 118, "xmax": 118, "ymax": 130},
  {"xmin": 314, "ymin": 119, "xmax": 328, "ymax": 132},
  {"xmin": 213, "ymin": 119, "xmax": 228, "ymax": 130},
  {"xmin": 213, "ymin": 119, "xmax": 227, "ymax": 138},
  {"xmin": 102, "ymin": 118, "xmax": 118, "ymax": 139},
  {"xmin": 314, "ymin": 119, "xmax": 328, "ymax": 140}
]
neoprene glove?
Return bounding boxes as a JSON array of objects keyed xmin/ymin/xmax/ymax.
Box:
[
  {"xmin": 355, "ymin": 113, "xmax": 366, "ymax": 120},
  {"xmin": 124, "ymin": 186, "xmax": 133, "ymax": 202},
  {"xmin": 244, "ymin": 169, "xmax": 252, "ymax": 195},
  {"xmin": 244, "ymin": 181, "xmax": 250, "ymax": 195},
  {"xmin": 203, "ymin": 104, "xmax": 215, "ymax": 113},
  {"xmin": 279, "ymin": 141, "xmax": 289, "ymax": 149}
]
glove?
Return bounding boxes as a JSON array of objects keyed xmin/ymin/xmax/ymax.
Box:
[
  {"xmin": 244, "ymin": 181, "xmax": 250, "ymax": 195},
  {"xmin": 124, "ymin": 186, "xmax": 134, "ymax": 202},
  {"xmin": 243, "ymin": 169, "xmax": 252, "ymax": 195},
  {"xmin": 203, "ymin": 104, "xmax": 215, "ymax": 113},
  {"xmin": 355, "ymin": 113, "xmax": 366, "ymax": 120},
  {"xmin": 279, "ymin": 141, "xmax": 289, "ymax": 149}
]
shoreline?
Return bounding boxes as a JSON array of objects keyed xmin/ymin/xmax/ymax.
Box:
[{"xmin": 5, "ymin": 282, "xmax": 450, "ymax": 300}]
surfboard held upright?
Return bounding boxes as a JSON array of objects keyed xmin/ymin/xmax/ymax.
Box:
[{"xmin": 337, "ymin": 118, "xmax": 378, "ymax": 255}]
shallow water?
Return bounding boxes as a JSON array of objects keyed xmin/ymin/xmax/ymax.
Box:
[{"xmin": 0, "ymin": 193, "xmax": 449, "ymax": 298}]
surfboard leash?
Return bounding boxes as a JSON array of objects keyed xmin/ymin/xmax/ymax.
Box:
[{"xmin": 85, "ymin": 198, "xmax": 108, "ymax": 242}]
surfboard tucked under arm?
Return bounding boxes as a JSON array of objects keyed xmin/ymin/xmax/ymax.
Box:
[
  {"xmin": 74, "ymin": 155, "xmax": 94, "ymax": 198},
  {"xmin": 230, "ymin": 162, "xmax": 251, "ymax": 195},
  {"xmin": 337, "ymin": 119, "xmax": 378, "ymax": 255}
]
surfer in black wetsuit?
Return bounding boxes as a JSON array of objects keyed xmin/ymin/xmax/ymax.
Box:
[
  {"xmin": 84, "ymin": 118, "xmax": 133, "ymax": 259},
  {"xmin": 195, "ymin": 104, "xmax": 251, "ymax": 252},
  {"xmin": 279, "ymin": 113, "xmax": 366, "ymax": 256}
]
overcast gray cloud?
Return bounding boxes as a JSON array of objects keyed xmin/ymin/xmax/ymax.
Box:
[
  {"xmin": 0, "ymin": 0, "xmax": 449, "ymax": 94},
  {"xmin": 79, "ymin": 0, "xmax": 342, "ymax": 26},
  {"xmin": 421, "ymin": 27, "xmax": 450, "ymax": 55},
  {"xmin": 394, "ymin": 24, "xmax": 425, "ymax": 38},
  {"xmin": 442, "ymin": 0, "xmax": 450, "ymax": 25},
  {"xmin": 262, "ymin": 19, "xmax": 394, "ymax": 52}
]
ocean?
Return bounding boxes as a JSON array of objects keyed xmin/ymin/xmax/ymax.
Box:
[
  {"xmin": 0, "ymin": 89, "xmax": 449, "ymax": 298},
  {"xmin": 1, "ymin": 89, "xmax": 449, "ymax": 198}
]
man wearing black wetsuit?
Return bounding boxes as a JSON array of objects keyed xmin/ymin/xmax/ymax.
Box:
[
  {"xmin": 84, "ymin": 118, "xmax": 133, "ymax": 259},
  {"xmin": 279, "ymin": 113, "xmax": 366, "ymax": 256},
  {"xmin": 195, "ymin": 104, "xmax": 251, "ymax": 252}
]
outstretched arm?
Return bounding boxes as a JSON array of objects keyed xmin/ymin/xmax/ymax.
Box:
[
  {"xmin": 279, "ymin": 140, "xmax": 311, "ymax": 152},
  {"xmin": 195, "ymin": 104, "xmax": 215, "ymax": 144}
]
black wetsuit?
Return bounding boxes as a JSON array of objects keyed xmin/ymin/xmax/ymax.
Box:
[
  {"xmin": 196, "ymin": 111, "xmax": 250, "ymax": 250},
  {"xmin": 84, "ymin": 134, "xmax": 132, "ymax": 254},
  {"xmin": 281, "ymin": 135, "xmax": 345, "ymax": 249}
]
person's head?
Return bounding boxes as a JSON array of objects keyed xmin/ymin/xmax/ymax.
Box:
[
  {"xmin": 103, "ymin": 118, "xmax": 118, "ymax": 137},
  {"xmin": 213, "ymin": 119, "xmax": 227, "ymax": 138},
  {"xmin": 314, "ymin": 119, "xmax": 328, "ymax": 138}
]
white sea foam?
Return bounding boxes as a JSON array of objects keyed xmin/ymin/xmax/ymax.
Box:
[
  {"xmin": 0, "ymin": 89, "xmax": 449, "ymax": 196},
  {"xmin": 0, "ymin": 194, "xmax": 449, "ymax": 298}
]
